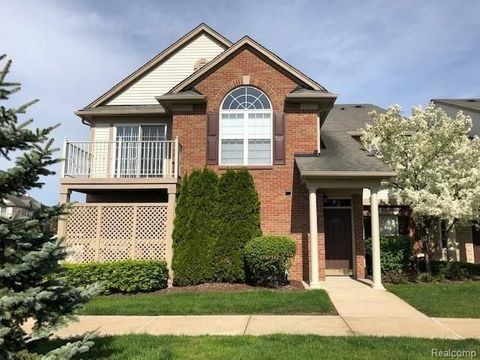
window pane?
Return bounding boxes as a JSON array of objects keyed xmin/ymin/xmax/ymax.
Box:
[
  {"xmin": 222, "ymin": 94, "xmax": 234, "ymax": 109},
  {"xmin": 248, "ymin": 139, "xmax": 271, "ymax": 165},
  {"xmin": 221, "ymin": 139, "xmax": 244, "ymax": 164},
  {"xmin": 116, "ymin": 126, "xmax": 139, "ymax": 141},
  {"xmin": 221, "ymin": 113, "xmax": 244, "ymax": 138},
  {"xmin": 380, "ymin": 215, "xmax": 399, "ymax": 236},
  {"xmin": 247, "ymin": 113, "xmax": 271, "ymax": 138}
]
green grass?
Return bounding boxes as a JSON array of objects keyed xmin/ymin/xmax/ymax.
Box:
[
  {"xmin": 37, "ymin": 335, "xmax": 480, "ymax": 360},
  {"xmin": 80, "ymin": 290, "xmax": 336, "ymax": 315},
  {"xmin": 388, "ymin": 281, "xmax": 480, "ymax": 318}
]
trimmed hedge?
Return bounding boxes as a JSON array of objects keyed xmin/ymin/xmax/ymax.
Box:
[
  {"xmin": 245, "ymin": 236, "xmax": 296, "ymax": 287},
  {"xmin": 62, "ymin": 260, "xmax": 168, "ymax": 294},
  {"xmin": 214, "ymin": 169, "xmax": 261, "ymax": 283},
  {"xmin": 431, "ymin": 260, "xmax": 480, "ymax": 280},
  {"xmin": 365, "ymin": 235, "xmax": 412, "ymax": 275},
  {"xmin": 172, "ymin": 169, "xmax": 219, "ymax": 286}
]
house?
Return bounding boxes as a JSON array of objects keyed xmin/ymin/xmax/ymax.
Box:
[
  {"xmin": 58, "ymin": 24, "xmax": 396, "ymax": 289},
  {"xmin": 0, "ymin": 194, "xmax": 42, "ymax": 218},
  {"xmin": 359, "ymin": 99, "xmax": 480, "ymax": 265},
  {"xmin": 430, "ymin": 99, "xmax": 480, "ymax": 264}
]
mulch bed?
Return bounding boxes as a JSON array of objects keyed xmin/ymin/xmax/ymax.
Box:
[{"xmin": 149, "ymin": 280, "xmax": 306, "ymax": 295}]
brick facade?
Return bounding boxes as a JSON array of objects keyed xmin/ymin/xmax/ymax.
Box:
[{"xmin": 171, "ymin": 47, "xmax": 364, "ymax": 281}]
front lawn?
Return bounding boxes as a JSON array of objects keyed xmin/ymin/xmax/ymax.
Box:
[
  {"xmin": 387, "ymin": 281, "xmax": 480, "ymax": 318},
  {"xmin": 38, "ymin": 335, "xmax": 480, "ymax": 360},
  {"xmin": 80, "ymin": 289, "xmax": 336, "ymax": 315}
]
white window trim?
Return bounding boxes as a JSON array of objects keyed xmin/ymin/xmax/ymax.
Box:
[
  {"xmin": 112, "ymin": 123, "xmax": 168, "ymax": 177},
  {"xmin": 219, "ymin": 87, "xmax": 273, "ymax": 166}
]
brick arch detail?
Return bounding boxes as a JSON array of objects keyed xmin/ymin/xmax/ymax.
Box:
[{"xmin": 209, "ymin": 78, "xmax": 280, "ymax": 112}]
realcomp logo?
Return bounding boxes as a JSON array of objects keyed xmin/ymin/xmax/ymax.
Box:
[{"xmin": 431, "ymin": 349, "xmax": 477, "ymax": 358}]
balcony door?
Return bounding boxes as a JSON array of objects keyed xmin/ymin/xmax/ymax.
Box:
[{"xmin": 115, "ymin": 124, "xmax": 167, "ymax": 178}]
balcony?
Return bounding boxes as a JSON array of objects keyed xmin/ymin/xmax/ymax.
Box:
[{"xmin": 61, "ymin": 138, "xmax": 181, "ymax": 182}]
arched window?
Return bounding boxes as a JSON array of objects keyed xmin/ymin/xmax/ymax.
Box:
[{"xmin": 219, "ymin": 86, "xmax": 272, "ymax": 165}]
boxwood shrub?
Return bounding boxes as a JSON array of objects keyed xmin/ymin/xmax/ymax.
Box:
[
  {"xmin": 365, "ymin": 235, "xmax": 412, "ymax": 275},
  {"xmin": 62, "ymin": 260, "xmax": 169, "ymax": 294},
  {"xmin": 244, "ymin": 236, "xmax": 296, "ymax": 287},
  {"xmin": 431, "ymin": 260, "xmax": 480, "ymax": 280}
]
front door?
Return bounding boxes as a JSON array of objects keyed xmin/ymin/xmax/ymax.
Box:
[{"xmin": 324, "ymin": 207, "xmax": 353, "ymax": 273}]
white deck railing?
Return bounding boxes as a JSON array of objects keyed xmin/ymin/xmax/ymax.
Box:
[{"xmin": 62, "ymin": 138, "xmax": 181, "ymax": 179}]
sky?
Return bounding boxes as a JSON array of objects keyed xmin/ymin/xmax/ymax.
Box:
[{"xmin": 2, "ymin": 0, "xmax": 480, "ymax": 205}]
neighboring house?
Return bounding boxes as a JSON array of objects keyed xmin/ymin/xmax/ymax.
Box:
[
  {"xmin": 360, "ymin": 99, "xmax": 480, "ymax": 264},
  {"xmin": 431, "ymin": 99, "xmax": 480, "ymax": 264},
  {"xmin": 0, "ymin": 194, "xmax": 42, "ymax": 218},
  {"xmin": 58, "ymin": 24, "xmax": 395, "ymax": 289}
]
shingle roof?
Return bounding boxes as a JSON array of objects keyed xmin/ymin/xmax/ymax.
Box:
[
  {"xmin": 433, "ymin": 99, "xmax": 480, "ymax": 113},
  {"xmin": 75, "ymin": 104, "xmax": 167, "ymax": 117},
  {"xmin": 4, "ymin": 194, "xmax": 42, "ymax": 210},
  {"xmin": 432, "ymin": 98, "xmax": 480, "ymax": 136},
  {"xmin": 295, "ymin": 104, "xmax": 395, "ymax": 177}
]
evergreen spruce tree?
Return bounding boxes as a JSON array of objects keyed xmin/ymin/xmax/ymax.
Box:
[
  {"xmin": 0, "ymin": 55, "xmax": 98, "ymax": 359},
  {"xmin": 172, "ymin": 168, "xmax": 218, "ymax": 286},
  {"xmin": 214, "ymin": 169, "xmax": 261, "ymax": 282}
]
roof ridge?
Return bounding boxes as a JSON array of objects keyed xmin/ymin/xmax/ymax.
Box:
[
  {"xmin": 169, "ymin": 34, "xmax": 332, "ymax": 94},
  {"xmin": 83, "ymin": 23, "xmax": 232, "ymax": 110}
]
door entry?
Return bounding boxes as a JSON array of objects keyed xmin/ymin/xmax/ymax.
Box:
[{"xmin": 324, "ymin": 207, "xmax": 353, "ymax": 271}]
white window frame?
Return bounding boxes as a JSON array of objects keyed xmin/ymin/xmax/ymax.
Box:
[
  {"xmin": 219, "ymin": 88, "xmax": 273, "ymax": 166},
  {"xmin": 112, "ymin": 123, "xmax": 168, "ymax": 177}
]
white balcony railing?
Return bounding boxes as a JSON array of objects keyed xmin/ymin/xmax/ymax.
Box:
[{"xmin": 62, "ymin": 138, "xmax": 181, "ymax": 179}]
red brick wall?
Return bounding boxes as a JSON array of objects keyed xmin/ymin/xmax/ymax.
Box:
[{"xmin": 172, "ymin": 48, "xmax": 322, "ymax": 281}]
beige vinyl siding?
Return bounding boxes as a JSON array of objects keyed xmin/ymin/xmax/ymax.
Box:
[
  {"xmin": 108, "ymin": 34, "xmax": 225, "ymax": 105},
  {"xmin": 92, "ymin": 123, "xmax": 111, "ymax": 178}
]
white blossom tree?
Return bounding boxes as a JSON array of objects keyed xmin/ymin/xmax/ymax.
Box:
[{"xmin": 362, "ymin": 103, "xmax": 480, "ymax": 270}]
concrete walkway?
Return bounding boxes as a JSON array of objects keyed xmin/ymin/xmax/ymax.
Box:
[
  {"xmin": 23, "ymin": 278, "xmax": 480, "ymax": 339},
  {"xmin": 321, "ymin": 277, "xmax": 468, "ymax": 339}
]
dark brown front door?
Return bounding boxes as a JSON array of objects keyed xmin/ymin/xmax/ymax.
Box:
[{"xmin": 324, "ymin": 208, "xmax": 353, "ymax": 270}]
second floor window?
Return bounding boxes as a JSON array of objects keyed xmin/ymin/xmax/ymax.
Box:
[{"xmin": 219, "ymin": 86, "xmax": 272, "ymax": 166}]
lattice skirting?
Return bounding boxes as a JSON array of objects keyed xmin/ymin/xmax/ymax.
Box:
[{"xmin": 63, "ymin": 203, "xmax": 169, "ymax": 262}]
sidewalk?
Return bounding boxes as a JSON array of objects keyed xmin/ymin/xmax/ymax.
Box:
[
  {"xmin": 321, "ymin": 277, "xmax": 469, "ymax": 339},
  {"xmin": 24, "ymin": 314, "xmax": 480, "ymax": 339},
  {"xmin": 23, "ymin": 277, "xmax": 480, "ymax": 340}
]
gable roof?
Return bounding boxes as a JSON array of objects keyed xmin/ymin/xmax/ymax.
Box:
[
  {"xmin": 85, "ymin": 23, "xmax": 232, "ymax": 109},
  {"xmin": 170, "ymin": 36, "xmax": 333, "ymax": 94},
  {"xmin": 432, "ymin": 98, "xmax": 480, "ymax": 113},
  {"xmin": 295, "ymin": 104, "xmax": 395, "ymax": 177}
]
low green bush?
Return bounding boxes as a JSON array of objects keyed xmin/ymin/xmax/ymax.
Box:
[
  {"xmin": 365, "ymin": 235, "xmax": 412, "ymax": 275},
  {"xmin": 383, "ymin": 270, "xmax": 410, "ymax": 284},
  {"xmin": 62, "ymin": 260, "xmax": 169, "ymax": 294},
  {"xmin": 431, "ymin": 261, "xmax": 480, "ymax": 281},
  {"xmin": 244, "ymin": 236, "xmax": 296, "ymax": 288}
]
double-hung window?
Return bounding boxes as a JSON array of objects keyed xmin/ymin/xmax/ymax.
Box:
[{"xmin": 220, "ymin": 86, "xmax": 272, "ymax": 166}]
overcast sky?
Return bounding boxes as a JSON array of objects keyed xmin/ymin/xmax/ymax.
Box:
[{"xmin": 3, "ymin": 0, "xmax": 480, "ymax": 205}]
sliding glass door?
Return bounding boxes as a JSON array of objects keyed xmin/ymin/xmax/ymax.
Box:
[{"xmin": 115, "ymin": 124, "xmax": 167, "ymax": 177}]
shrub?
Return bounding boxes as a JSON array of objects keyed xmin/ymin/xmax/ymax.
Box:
[
  {"xmin": 62, "ymin": 260, "xmax": 168, "ymax": 294},
  {"xmin": 172, "ymin": 168, "xmax": 219, "ymax": 286},
  {"xmin": 431, "ymin": 261, "xmax": 480, "ymax": 280},
  {"xmin": 365, "ymin": 235, "xmax": 412, "ymax": 275},
  {"xmin": 244, "ymin": 236, "xmax": 296, "ymax": 287},
  {"xmin": 383, "ymin": 270, "xmax": 410, "ymax": 284},
  {"xmin": 214, "ymin": 169, "xmax": 261, "ymax": 283}
]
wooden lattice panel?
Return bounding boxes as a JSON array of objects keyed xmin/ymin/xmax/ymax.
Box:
[
  {"xmin": 99, "ymin": 206, "xmax": 134, "ymax": 261},
  {"xmin": 64, "ymin": 206, "xmax": 98, "ymax": 262},
  {"xmin": 135, "ymin": 205, "xmax": 168, "ymax": 260},
  {"xmin": 63, "ymin": 203, "xmax": 169, "ymax": 263}
]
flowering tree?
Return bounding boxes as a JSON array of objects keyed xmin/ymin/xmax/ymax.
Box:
[{"xmin": 361, "ymin": 103, "xmax": 480, "ymax": 270}]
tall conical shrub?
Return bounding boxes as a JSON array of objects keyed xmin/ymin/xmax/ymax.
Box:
[
  {"xmin": 172, "ymin": 168, "xmax": 218, "ymax": 286},
  {"xmin": 214, "ymin": 169, "xmax": 261, "ymax": 282}
]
